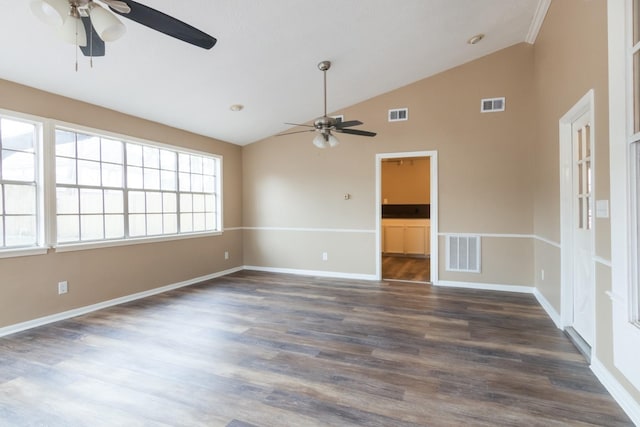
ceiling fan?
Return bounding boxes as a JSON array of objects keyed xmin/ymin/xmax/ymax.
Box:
[
  {"xmin": 31, "ymin": 0, "xmax": 216, "ymax": 59},
  {"xmin": 278, "ymin": 60, "xmax": 376, "ymax": 148}
]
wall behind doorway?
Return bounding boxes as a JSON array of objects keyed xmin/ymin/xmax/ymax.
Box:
[
  {"xmin": 381, "ymin": 156, "xmax": 431, "ymax": 283},
  {"xmin": 381, "ymin": 157, "xmax": 430, "ymax": 204}
]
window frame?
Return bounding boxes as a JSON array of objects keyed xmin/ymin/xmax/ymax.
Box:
[
  {"xmin": 0, "ymin": 109, "xmax": 47, "ymax": 259},
  {"xmin": 628, "ymin": 0, "xmax": 640, "ymax": 325},
  {"xmin": 51, "ymin": 120, "xmax": 223, "ymax": 253},
  {"xmin": 608, "ymin": 0, "xmax": 640, "ymax": 391}
]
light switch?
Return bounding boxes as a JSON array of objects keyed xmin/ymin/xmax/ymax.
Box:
[{"xmin": 596, "ymin": 200, "xmax": 609, "ymax": 218}]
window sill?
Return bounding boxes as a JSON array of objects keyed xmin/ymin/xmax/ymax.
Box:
[
  {"xmin": 0, "ymin": 247, "xmax": 49, "ymax": 259},
  {"xmin": 53, "ymin": 230, "xmax": 223, "ymax": 253}
]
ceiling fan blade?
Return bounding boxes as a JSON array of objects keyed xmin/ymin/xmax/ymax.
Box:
[
  {"xmin": 102, "ymin": 0, "xmax": 131, "ymax": 14},
  {"xmin": 335, "ymin": 120, "xmax": 363, "ymax": 129},
  {"xmin": 109, "ymin": 0, "xmax": 217, "ymax": 50},
  {"xmin": 79, "ymin": 16, "xmax": 106, "ymax": 57},
  {"xmin": 276, "ymin": 129, "xmax": 315, "ymax": 137},
  {"xmin": 284, "ymin": 122, "xmax": 314, "ymax": 128},
  {"xmin": 336, "ymin": 128, "xmax": 377, "ymax": 137}
]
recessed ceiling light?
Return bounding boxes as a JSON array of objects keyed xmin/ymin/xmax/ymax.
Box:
[
  {"xmin": 467, "ymin": 34, "xmax": 484, "ymax": 45},
  {"xmin": 230, "ymin": 104, "xmax": 244, "ymax": 112}
]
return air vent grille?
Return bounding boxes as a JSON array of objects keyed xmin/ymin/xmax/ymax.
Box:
[
  {"xmin": 388, "ymin": 108, "xmax": 408, "ymax": 122},
  {"xmin": 446, "ymin": 234, "xmax": 481, "ymax": 273},
  {"xmin": 481, "ymin": 97, "xmax": 505, "ymax": 113}
]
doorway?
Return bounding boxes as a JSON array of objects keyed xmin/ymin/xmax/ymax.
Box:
[
  {"xmin": 559, "ymin": 91, "xmax": 595, "ymax": 357},
  {"xmin": 376, "ymin": 151, "xmax": 438, "ymax": 284}
]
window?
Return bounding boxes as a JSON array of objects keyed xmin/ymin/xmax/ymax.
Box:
[
  {"xmin": 56, "ymin": 130, "xmax": 125, "ymax": 242},
  {"xmin": 631, "ymin": 0, "xmax": 640, "ymax": 323},
  {"xmin": 609, "ymin": 0, "xmax": 640, "ymax": 391},
  {"xmin": 635, "ymin": 147, "xmax": 640, "ymax": 322},
  {"xmin": 55, "ymin": 127, "xmax": 220, "ymax": 245},
  {"xmin": 0, "ymin": 115, "xmax": 41, "ymax": 249},
  {"xmin": 0, "ymin": 113, "xmax": 222, "ymax": 254}
]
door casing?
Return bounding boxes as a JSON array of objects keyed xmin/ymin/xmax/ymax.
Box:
[
  {"xmin": 559, "ymin": 90, "xmax": 596, "ymax": 348},
  {"xmin": 375, "ymin": 150, "xmax": 438, "ymax": 283}
]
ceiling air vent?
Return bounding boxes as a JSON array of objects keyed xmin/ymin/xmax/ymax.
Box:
[
  {"xmin": 388, "ymin": 108, "xmax": 408, "ymax": 122},
  {"xmin": 446, "ymin": 234, "xmax": 481, "ymax": 273},
  {"xmin": 481, "ymin": 97, "xmax": 505, "ymax": 113}
]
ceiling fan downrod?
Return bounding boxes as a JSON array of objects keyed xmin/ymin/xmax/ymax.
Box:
[{"xmin": 318, "ymin": 60, "xmax": 331, "ymax": 118}]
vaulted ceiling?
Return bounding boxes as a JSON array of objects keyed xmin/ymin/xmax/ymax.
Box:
[{"xmin": 0, "ymin": 0, "xmax": 548, "ymax": 145}]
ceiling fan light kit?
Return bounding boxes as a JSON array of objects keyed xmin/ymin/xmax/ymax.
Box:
[
  {"xmin": 88, "ymin": 3, "xmax": 126, "ymax": 42},
  {"xmin": 32, "ymin": 0, "xmax": 126, "ymax": 53},
  {"xmin": 30, "ymin": 0, "xmax": 69, "ymax": 26},
  {"xmin": 313, "ymin": 132, "xmax": 339, "ymax": 149},
  {"xmin": 30, "ymin": 0, "xmax": 217, "ymax": 62},
  {"xmin": 278, "ymin": 60, "xmax": 377, "ymax": 148}
]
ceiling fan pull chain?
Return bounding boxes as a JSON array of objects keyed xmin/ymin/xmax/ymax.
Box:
[
  {"xmin": 74, "ymin": 17, "xmax": 79, "ymax": 72},
  {"xmin": 75, "ymin": 40, "xmax": 78, "ymax": 72}
]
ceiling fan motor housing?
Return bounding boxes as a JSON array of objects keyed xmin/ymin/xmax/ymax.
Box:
[
  {"xmin": 318, "ymin": 60, "xmax": 331, "ymax": 71},
  {"xmin": 314, "ymin": 116, "xmax": 337, "ymax": 130}
]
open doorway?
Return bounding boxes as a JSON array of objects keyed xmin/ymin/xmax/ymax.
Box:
[{"xmin": 376, "ymin": 151, "xmax": 438, "ymax": 284}]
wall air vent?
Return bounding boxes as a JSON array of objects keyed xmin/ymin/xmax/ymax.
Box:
[
  {"xmin": 446, "ymin": 234, "xmax": 481, "ymax": 273},
  {"xmin": 388, "ymin": 108, "xmax": 408, "ymax": 122},
  {"xmin": 481, "ymin": 97, "xmax": 505, "ymax": 113},
  {"xmin": 331, "ymin": 114, "xmax": 345, "ymax": 123}
]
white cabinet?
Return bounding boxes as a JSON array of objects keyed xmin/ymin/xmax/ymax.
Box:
[
  {"xmin": 384, "ymin": 224, "xmax": 405, "ymax": 253},
  {"xmin": 382, "ymin": 219, "xmax": 430, "ymax": 256}
]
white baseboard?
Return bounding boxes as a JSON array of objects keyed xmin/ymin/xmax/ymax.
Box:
[
  {"xmin": 435, "ymin": 280, "xmax": 535, "ymax": 294},
  {"xmin": 591, "ymin": 357, "xmax": 640, "ymax": 426},
  {"xmin": 243, "ymin": 265, "xmax": 377, "ymax": 281},
  {"xmin": 533, "ymin": 288, "xmax": 563, "ymax": 329},
  {"xmin": 435, "ymin": 281, "xmax": 563, "ymax": 330},
  {"xmin": 0, "ymin": 266, "xmax": 243, "ymax": 338}
]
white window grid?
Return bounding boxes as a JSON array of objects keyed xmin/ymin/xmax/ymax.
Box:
[
  {"xmin": 0, "ymin": 115, "xmax": 42, "ymax": 250},
  {"xmin": 54, "ymin": 127, "xmax": 220, "ymax": 245}
]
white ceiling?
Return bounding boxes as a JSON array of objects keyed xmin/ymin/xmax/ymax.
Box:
[{"xmin": 0, "ymin": 0, "xmax": 546, "ymax": 146}]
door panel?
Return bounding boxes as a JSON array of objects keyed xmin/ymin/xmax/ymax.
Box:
[{"xmin": 572, "ymin": 110, "xmax": 594, "ymax": 346}]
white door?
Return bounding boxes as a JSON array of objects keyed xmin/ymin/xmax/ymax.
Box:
[{"xmin": 571, "ymin": 111, "xmax": 594, "ymax": 346}]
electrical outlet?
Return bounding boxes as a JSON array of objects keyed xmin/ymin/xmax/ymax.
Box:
[
  {"xmin": 224, "ymin": 251, "xmax": 229, "ymax": 260},
  {"xmin": 58, "ymin": 281, "xmax": 68, "ymax": 295},
  {"xmin": 322, "ymin": 252, "xmax": 328, "ymax": 261}
]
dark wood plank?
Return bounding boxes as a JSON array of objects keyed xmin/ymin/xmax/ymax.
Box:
[
  {"xmin": 0, "ymin": 270, "xmax": 633, "ymax": 426},
  {"xmin": 382, "ymin": 255, "xmax": 430, "ymax": 282}
]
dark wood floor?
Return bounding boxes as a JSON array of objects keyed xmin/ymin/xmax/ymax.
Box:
[
  {"xmin": 0, "ymin": 271, "xmax": 632, "ymax": 426},
  {"xmin": 382, "ymin": 255, "xmax": 430, "ymax": 283}
]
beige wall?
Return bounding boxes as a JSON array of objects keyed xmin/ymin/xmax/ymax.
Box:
[
  {"xmin": 532, "ymin": 0, "xmax": 609, "ymax": 337},
  {"xmin": 381, "ymin": 157, "xmax": 430, "ymax": 204},
  {"xmin": 0, "ymin": 79, "xmax": 243, "ymax": 328},
  {"xmin": 532, "ymin": 0, "xmax": 610, "ymax": 251},
  {"xmin": 532, "ymin": 0, "xmax": 640, "ymax": 405},
  {"xmin": 243, "ymin": 43, "xmax": 536, "ymax": 282}
]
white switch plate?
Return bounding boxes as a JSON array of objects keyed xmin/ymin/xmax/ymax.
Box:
[
  {"xmin": 322, "ymin": 252, "xmax": 328, "ymax": 261},
  {"xmin": 58, "ymin": 281, "xmax": 68, "ymax": 295},
  {"xmin": 224, "ymin": 251, "xmax": 229, "ymax": 260}
]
